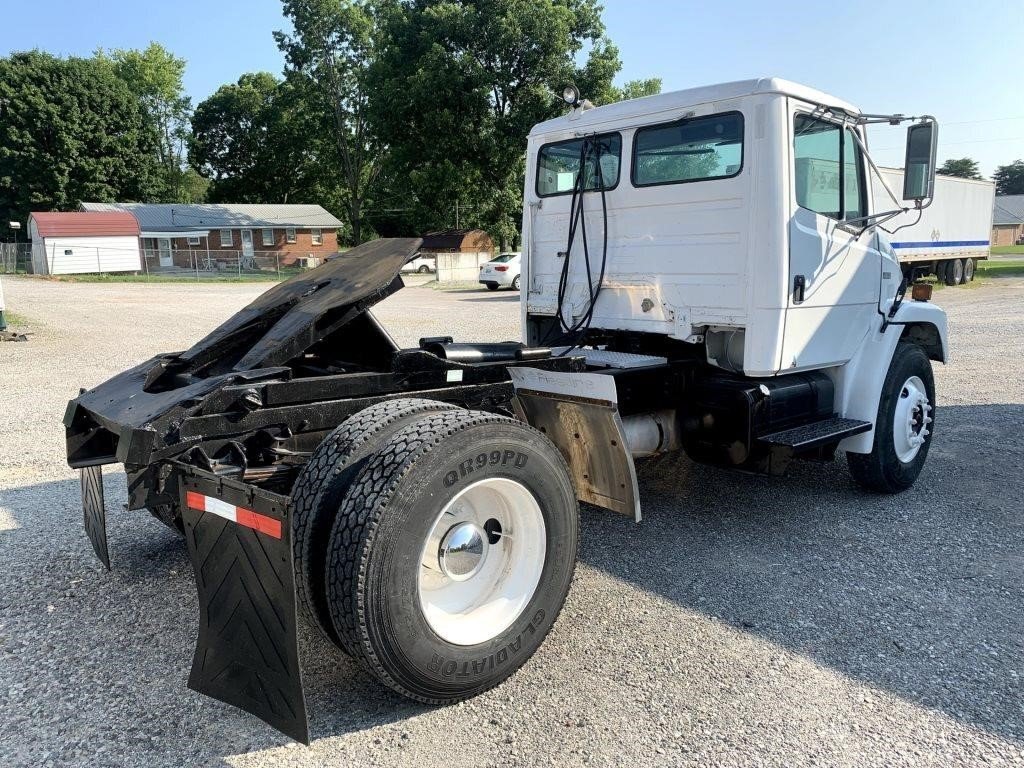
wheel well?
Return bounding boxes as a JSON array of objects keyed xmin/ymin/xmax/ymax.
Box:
[{"xmin": 901, "ymin": 322, "xmax": 944, "ymax": 362}]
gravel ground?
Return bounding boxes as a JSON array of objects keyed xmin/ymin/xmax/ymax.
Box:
[{"xmin": 1, "ymin": 275, "xmax": 1022, "ymax": 768}]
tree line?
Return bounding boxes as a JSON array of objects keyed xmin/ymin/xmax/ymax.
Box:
[
  {"xmin": 938, "ymin": 157, "xmax": 1024, "ymax": 195},
  {"xmin": 0, "ymin": 0, "xmax": 661, "ymax": 248}
]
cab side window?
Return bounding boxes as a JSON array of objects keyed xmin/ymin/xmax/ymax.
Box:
[{"xmin": 793, "ymin": 114, "xmax": 866, "ymax": 222}]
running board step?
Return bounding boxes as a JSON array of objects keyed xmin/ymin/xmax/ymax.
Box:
[{"xmin": 757, "ymin": 416, "xmax": 871, "ymax": 451}]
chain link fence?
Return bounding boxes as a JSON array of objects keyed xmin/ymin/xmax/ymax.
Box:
[
  {"xmin": 139, "ymin": 249, "xmax": 326, "ymax": 279},
  {"xmin": 18, "ymin": 243, "xmax": 327, "ymax": 279},
  {"xmin": 0, "ymin": 243, "xmax": 31, "ymax": 274}
]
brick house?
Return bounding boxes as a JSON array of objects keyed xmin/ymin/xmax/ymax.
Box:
[
  {"xmin": 992, "ymin": 195, "xmax": 1024, "ymax": 247},
  {"xmin": 80, "ymin": 202, "xmax": 343, "ymax": 270}
]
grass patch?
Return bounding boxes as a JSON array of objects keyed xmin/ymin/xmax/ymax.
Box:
[
  {"xmin": 977, "ymin": 259, "xmax": 1024, "ymax": 277},
  {"xmin": 990, "ymin": 245, "xmax": 1024, "ymax": 256},
  {"xmin": 2, "ymin": 311, "xmax": 31, "ymax": 326},
  {"xmin": 46, "ymin": 271, "xmax": 292, "ymax": 284}
]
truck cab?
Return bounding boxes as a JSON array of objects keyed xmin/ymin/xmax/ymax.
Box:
[{"xmin": 520, "ymin": 77, "xmax": 945, "ymax": 472}]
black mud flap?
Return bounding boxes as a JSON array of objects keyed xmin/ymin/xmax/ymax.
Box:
[
  {"xmin": 179, "ymin": 469, "xmax": 310, "ymax": 744},
  {"xmin": 81, "ymin": 465, "xmax": 111, "ymax": 570}
]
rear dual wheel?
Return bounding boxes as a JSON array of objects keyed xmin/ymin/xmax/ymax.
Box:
[
  {"xmin": 945, "ymin": 258, "xmax": 964, "ymax": 286},
  {"xmin": 291, "ymin": 398, "xmax": 459, "ymax": 645},
  {"xmin": 295, "ymin": 404, "xmax": 579, "ymax": 702}
]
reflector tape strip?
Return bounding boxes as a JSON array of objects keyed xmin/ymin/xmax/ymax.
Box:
[{"xmin": 185, "ymin": 490, "xmax": 283, "ymax": 539}]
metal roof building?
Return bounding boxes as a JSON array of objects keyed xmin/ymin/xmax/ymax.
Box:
[
  {"xmin": 79, "ymin": 203, "xmax": 343, "ymax": 237},
  {"xmin": 28, "ymin": 211, "xmax": 142, "ymax": 275}
]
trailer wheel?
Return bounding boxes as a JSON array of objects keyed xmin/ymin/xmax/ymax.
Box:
[
  {"xmin": 325, "ymin": 409, "xmax": 578, "ymax": 702},
  {"xmin": 963, "ymin": 258, "xmax": 976, "ymax": 282},
  {"xmin": 945, "ymin": 258, "xmax": 964, "ymax": 286},
  {"xmin": 291, "ymin": 398, "xmax": 459, "ymax": 645},
  {"xmin": 934, "ymin": 260, "xmax": 949, "ymax": 284},
  {"xmin": 847, "ymin": 342, "xmax": 935, "ymax": 493}
]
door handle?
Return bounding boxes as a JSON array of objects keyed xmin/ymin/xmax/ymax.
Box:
[{"xmin": 793, "ymin": 274, "xmax": 806, "ymax": 304}]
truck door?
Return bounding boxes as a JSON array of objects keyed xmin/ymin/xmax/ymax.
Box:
[{"xmin": 784, "ymin": 106, "xmax": 881, "ymax": 370}]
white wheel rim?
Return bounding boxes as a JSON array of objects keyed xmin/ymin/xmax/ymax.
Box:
[
  {"xmin": 893, "ymin": 375, "xmax": 932, "ymax": 463},
  {"xmin": 418, "ymin": 477, "xmax": 546, "ymax": 646}
]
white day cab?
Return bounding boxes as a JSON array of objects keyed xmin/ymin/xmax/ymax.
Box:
[{"xmin": 64, "ymin": 77, "xmax": 950, "ymax": 742}]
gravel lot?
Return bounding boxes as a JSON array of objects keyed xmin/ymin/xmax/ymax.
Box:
[{"xmin": 1, "ymin": 275, "xmax": 1022, "ymax": 767}]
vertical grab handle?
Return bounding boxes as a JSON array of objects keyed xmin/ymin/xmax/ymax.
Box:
[{"xmin": 793, "ymin": 274, "xmax": 806, "ymax": 304}]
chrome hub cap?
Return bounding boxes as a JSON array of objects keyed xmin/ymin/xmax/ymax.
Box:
[
  {"xmin": 893, "ymin": 375, "xmax": 932, "ymax": 463},
  {"xmin": 418, "ymin": 477, "xmax": 546, "ymax": 646},
  {"xmin": 438, "ymin": 522, "xmax": 487, "ymax": 581}
]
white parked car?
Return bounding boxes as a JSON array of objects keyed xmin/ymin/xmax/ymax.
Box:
[
  {"xmin": 478, "ymin": 252, "xmax": 521, "ymax": 290},
  {"xmin": 400, "ymin": 253, "xmax": 436, "ymax": 274}
]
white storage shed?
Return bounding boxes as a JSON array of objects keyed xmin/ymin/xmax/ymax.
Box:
[{"xmin": 29, "ymin": 212, "xmax": 142, "ymax": 275}]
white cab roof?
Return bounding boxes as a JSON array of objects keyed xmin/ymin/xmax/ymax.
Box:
[{"xmin": 530, "ymin": 77, "xmax": 860, "ymax": 137}]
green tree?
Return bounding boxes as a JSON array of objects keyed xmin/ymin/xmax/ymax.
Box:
[
  {"xmin": 275, "ymin": 0, "xmax": 381, "ymax": 243},
  {"xmin": 610, "ymin": 77, "xmax": 662, "ymax": 103},
  {"xmin": 937, "ymin": 157, "xmax": 982, "ymax": 180},
  {"xmin": 368, "ymin": 0, "xmax": 623, "ymax": 248},
  {"xmin": 191, "ymin": 73, "xmax": 309, "ymax": 203},
  {"xmin": 0, "ymin": 51, "xmax": 161, "ymax": 229},
  {"xmin": 100, "ymin": 43, "xmax": 201, "ymax": 202},
  {"xmin": 994, "ymin": 160, "xmax": 1024, "ymax": 195}
]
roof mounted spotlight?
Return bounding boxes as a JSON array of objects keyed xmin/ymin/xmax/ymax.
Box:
[{"xmin": 562, "ymin": 84, "xmax": 581, "ymax": 108}]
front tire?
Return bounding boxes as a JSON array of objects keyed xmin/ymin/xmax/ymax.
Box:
[
  {"xmin": 847, "ymin": 342, "xmax": 935, "ymax": 493},
  {"xmin": 326, "ymin": 409, "xmax": 578, "ymax": 702}
]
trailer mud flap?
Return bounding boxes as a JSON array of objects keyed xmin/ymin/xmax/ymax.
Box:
[
  {"xmin": 508, "ymin": 367, "xmax": 641, "ymax": 521},
  {"xmin": 81, "ymin": 465, "xmax": 111, "ymax": 570},
  {"xmin": 179, "ymin": 471, "xmax": 309, "ymax": 744}
]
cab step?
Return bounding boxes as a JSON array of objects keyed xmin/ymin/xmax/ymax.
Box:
[{"xmin": 757, "ymin": 416, "xmax": 871, "ymax": 451}]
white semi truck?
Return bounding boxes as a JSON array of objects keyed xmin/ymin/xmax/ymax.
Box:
[
  {"xmin": 873, "ymin": 168, "xmax": 994, "ymax": 284},
  {"xmin": 66, "ymin": 77, "xmax": 947, "ymax": 742}
]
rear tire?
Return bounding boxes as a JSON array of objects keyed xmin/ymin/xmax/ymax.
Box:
[
  {"xmin": 511, "ymin": 275, "xmax": 521, "ymax": 291},
  {"xmin": 417, "ymin": 265, "xmax": 430, "ymax": 274},
  {"xmin": 486, "ymin": 283, "xmax": 499, "ymax": 291},
  {"xmin": 963, "ymin": 258, "xmax": 976, "ymax": 282},
  {"xmin": 325, "ymin": 409, "xmax": 579, "ymax": 702},
  {"xmin": 847, "ymin": 342, "xmax": 935, "ymax": 493},
  {"xmin": 291, "ymin": 398, "xmax": 459, "ymax": 646},
  {"xmin": 934, "ymin": 261, "xmax": 949, "ymax": 284},
  {"xmin": 945, "ymin": 258, "xmax": 963, "ymax": 286}
]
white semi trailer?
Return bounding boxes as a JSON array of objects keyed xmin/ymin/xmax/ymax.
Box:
[
  {"xmin": 65, "ymin": 77, "xmax": 948, "ymax": 742},
  {"xmin": 873, "ymin": 168, "xmax": 994, "ymax": 285}
]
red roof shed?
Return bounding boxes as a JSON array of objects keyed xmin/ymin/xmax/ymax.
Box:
[{"xmin": 29, "ymin": 211, "xmax": 140, "ymax": 238}]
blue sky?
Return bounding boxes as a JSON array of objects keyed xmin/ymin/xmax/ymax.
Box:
[{"xmin": 3, "ymin": 0, "xmax": 1021, "ymax": 175}]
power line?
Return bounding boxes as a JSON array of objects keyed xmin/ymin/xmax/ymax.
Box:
[{"xmin": 871, "ymin": 136, "xmax": 1024, "ymax": 152}]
